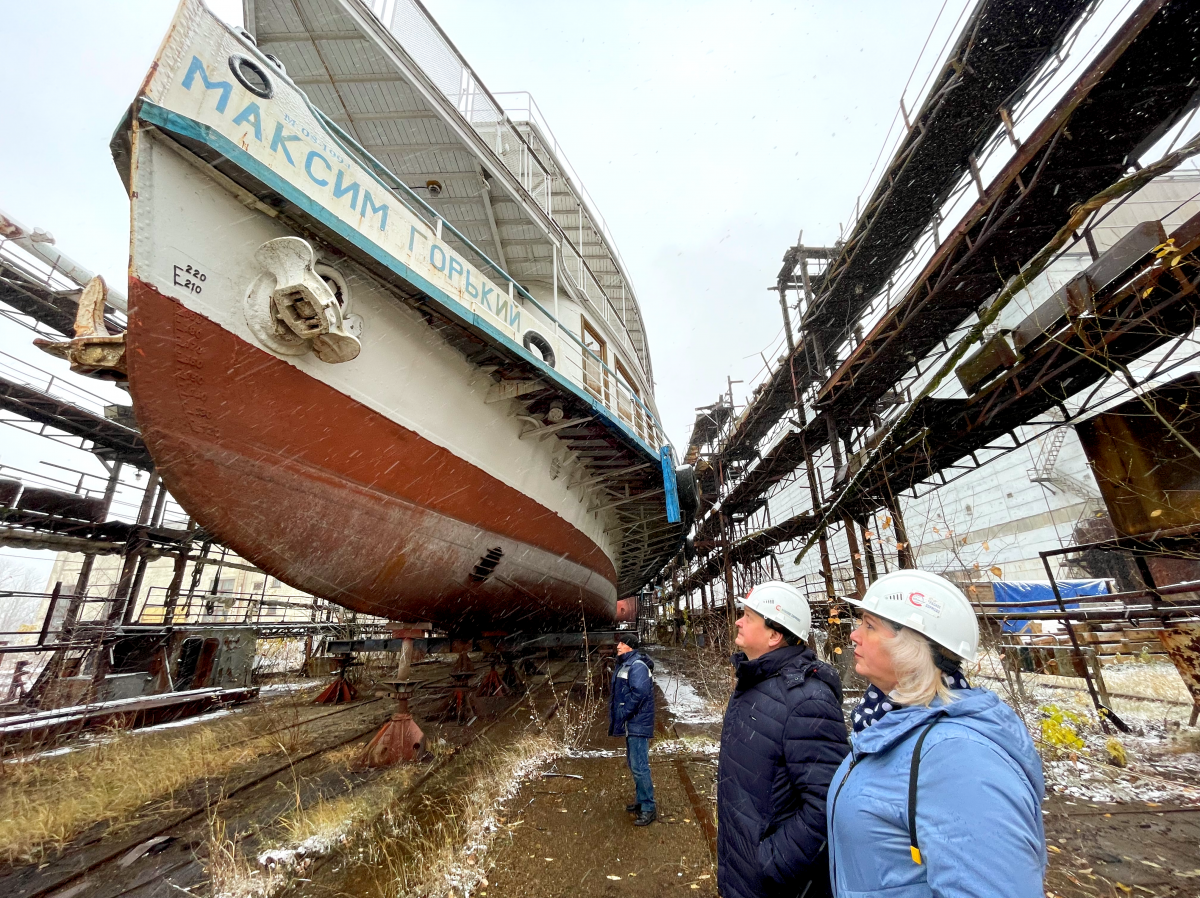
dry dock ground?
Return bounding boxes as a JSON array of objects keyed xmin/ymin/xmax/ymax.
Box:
[{"xmin": 1, "ymin": 649, "xmax": 1198, "ymax": 897}]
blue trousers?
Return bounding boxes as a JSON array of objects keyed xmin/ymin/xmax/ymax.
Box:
[{"xmin": 626, "ymin": 735, "xmax": 655, "ymax": 812}]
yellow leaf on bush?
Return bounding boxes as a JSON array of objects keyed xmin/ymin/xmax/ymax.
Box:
[
  {"xmin": 990, "ymin": 566, "xmax": 1003, "ymax": 578},
  {"xmin": 1105, "ymin": 737, "xmax": 1128, "ymax": 768}
]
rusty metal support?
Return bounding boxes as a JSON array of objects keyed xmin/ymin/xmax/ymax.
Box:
[
  {"xmin": 162, "ymin": 519, "xmax": 196, "ymax": 625},
  {"xmin": 361, "ymin": 637, "xmax": 426, "ymax": 766},
  {"xmin": 108, "ymin": 472, "xmax": 159, "ymax": 627},
  {"xmin": 314, "ymin": 653, "xmax": 358, "ymax": 704},
  {"xmin": 1041, "ymin": 550, "xmax": 1117, "ymax": 733}
]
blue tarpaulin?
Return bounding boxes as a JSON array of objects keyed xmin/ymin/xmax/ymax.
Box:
[{"xmin": 992, "ymin": 579, "xmax": 1110, "ymax": 633}]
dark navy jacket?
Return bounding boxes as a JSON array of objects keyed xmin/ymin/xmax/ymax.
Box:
[
  {"xmin": 608, "ymin": 650, "xmax": 655, "ymax": 738},
  {"xmin": 717, "ymin": 645, "xmax": 849, "ymax": 898}
]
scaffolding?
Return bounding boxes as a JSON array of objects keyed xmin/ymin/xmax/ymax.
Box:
[{"xmin": 659, "ymin": 0, "xmax": 1200, "ymax": 713}]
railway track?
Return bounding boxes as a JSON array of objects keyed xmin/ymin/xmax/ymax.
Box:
[{"xmin": 9, "ymin": 656, "xmax": 584, "ymax": 898}]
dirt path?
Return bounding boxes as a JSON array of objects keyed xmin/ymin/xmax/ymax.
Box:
[
  {"xmin": 1043, "ymin": 797, "xmax": 1200, "ymax": 897},
  {"xmin": 481, "ymin": 659, "xmax": 720, "ymax": 898}
]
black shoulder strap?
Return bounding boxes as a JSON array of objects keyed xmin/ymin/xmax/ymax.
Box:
[{"xmin": 908, "ymin": 716, "xmax": 943, "ymax": 865}]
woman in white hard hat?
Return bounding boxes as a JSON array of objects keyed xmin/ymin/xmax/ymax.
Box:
[
  {"xmin": 825, "ymin": 569, "xmax": 1047, "ymax": 898},
  {"xmin": 716, "ymin": 580, "xmax": 849, "ymax": 898}
]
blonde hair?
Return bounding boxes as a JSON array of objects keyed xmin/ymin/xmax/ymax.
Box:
[{"xmin": 885, "ymin": 625, "xmax": 959, "ymax": 707}]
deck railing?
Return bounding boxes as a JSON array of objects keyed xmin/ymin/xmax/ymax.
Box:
[{"xmin": 370, "ymin": 0, "xmax": 652, "ymax": 379}]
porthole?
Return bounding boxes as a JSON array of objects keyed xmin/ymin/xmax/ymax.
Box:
[
  {"xmin": 229, "ymin": 54, "xmax": 273, "ymax": 99},
  {"xmin": 523, "ymin": 330, "xmax": 556, "ymax": 369}
]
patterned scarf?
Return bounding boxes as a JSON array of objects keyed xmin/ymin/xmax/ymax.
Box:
[{"xmin": 851, "ymin": 662, "xmax": 971, "ymax": 734}]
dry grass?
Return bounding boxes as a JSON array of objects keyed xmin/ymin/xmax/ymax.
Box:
[
  {"xmin": 274, "ymin": 761, "xmax": 416, "ymax": 851},
  {"xmin": 1101, "ymin": 660, "xmax": 1193, "ymax": 702},
  {"xmin": 670, "ymin": 639, "xmax": 736, "ymax": 713},
  {"xmin": 0, "ymin": 695, "xmax": 317, "ymax": 864},
  {"xmin": 365, "ymin": 733, "xmax": 557, "ymax": 898},
  {"xmin": 207, "ymin": 813, "xmax": 283, "ymax": 898}
]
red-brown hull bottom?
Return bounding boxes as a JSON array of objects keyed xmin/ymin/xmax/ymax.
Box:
[{"xmin": 125, "ymin": 279, "xmax": 617, "ymax": 631}]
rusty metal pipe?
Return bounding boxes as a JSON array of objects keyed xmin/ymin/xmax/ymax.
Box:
[
  {"xmin": 0, "ymin": 207, "xmax": 128, "ymax": 312},
  {"xmin": 977, "ymin": 604, "xmax": 1200, "ymax": 622}
]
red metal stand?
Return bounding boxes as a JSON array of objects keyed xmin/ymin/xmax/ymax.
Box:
[
  {"xmin": 442, "ymin": 670, "xmax": 479, "ymax": 724},
  {"xmin": 313, "ymin": 653, "xmax": 357, "ymax": 704},
  {"xmin": 361, "ymin": 679, "xmax": 425, "ymax": 766},
  {"xmin": 477, "ymin": 654, "xmax": 510, "ymax": 697}
]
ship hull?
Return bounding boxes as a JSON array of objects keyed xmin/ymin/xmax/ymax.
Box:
[{"xmin": 127, "ymin": 277, "xmax": 617, "ymax": 631}]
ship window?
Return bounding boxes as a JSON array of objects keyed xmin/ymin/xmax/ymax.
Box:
[
  {"xmin": 581, "ymin": 318, "xmax": 607, "ymax": 400},
  {"xmin": 615, "ymin": 359, "xmax": 647, "ymax": 440},
  {"xmin": 228, "ymin": 54, "xmax": 274, "ymax": 99}
]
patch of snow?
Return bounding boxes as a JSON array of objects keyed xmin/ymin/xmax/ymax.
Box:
[
  {"xmin": 652, "ymin": 660, "xmax": 723, "ymax": 724},
  {"xmin": 257, "ymin": 831, "xmax": 342, "ymax": 872},
  {"xmin": 652, "ymin": 737, "xmax": 720, "ymax": 756},
  {"xmin": 255, "ymin": 681, "xmax": 317, "ymax": 696},
  {"xmin": 139, "ymin": 708, "xmax": 232, "ymax": 733},
  {"xmin": 1044, "ymin": 756, "xmax": 1200, "ymax": 804},
  {"xmin": 562, "ymin": 748, "xmax": 622, "ymax": 759}
]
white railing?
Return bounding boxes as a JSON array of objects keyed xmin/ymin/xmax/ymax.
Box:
[
  {"xmin": 371, "ymin": 0, "xmax": 652, "ymax": 380},
  {"xmin": 496, "ymin": 92, "xmax": 638, "ymax": 296},
  {"xmin": 382, "ymin": 0, "xmax": 554, "ymax": 220},
  {"xmin": 0, "ymin": 348, "xmax": 116, "ymax": 419}
]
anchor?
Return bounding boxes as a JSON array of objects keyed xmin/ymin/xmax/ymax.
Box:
[{"xmin": 34, "ymin": 276, "xmax": 127, "ymax": 380}]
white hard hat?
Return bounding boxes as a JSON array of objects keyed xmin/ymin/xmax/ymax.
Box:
[
  {"xmin": 842, "ymin": 570, "xmax": 979, "ymax": 662},
  {"xmin": 739, "ymin": 580, "xmax": 812, "ymax": 640}
]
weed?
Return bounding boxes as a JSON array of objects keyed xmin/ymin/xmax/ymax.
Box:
[
  {"xmin": 207, "ymin": 813, "xmax": 282, "ymax": 898},
  {"xmin": 1039, "ymin": 703, "xmax": 1086, "ymax": 756}
]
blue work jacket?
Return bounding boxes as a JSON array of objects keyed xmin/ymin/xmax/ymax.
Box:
[
  {"xmin": 827, "ymin": 687, "xmax": 1047, "ymax": 898},
  {"xmin": 609, "ymin": 650, "xmax": 655, "ymax": 738}
]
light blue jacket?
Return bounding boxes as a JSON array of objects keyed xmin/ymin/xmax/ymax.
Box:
[{"xmin": 826, "ymin": 688, "xmax": 1046, "ymax": 898}]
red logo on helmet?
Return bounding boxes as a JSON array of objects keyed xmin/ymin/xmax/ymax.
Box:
[
  {"xmin": 908, "ymin": 591, "xmax": 926, "ymax": 607},
  {"xmin": 775, "ymin": 603, "xmax": 783, "ymax": 612}
]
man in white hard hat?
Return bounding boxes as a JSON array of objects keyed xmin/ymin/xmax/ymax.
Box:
[{"xmin": 716, "ymin": 580, "xmax": 849, "ymax": 898}]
